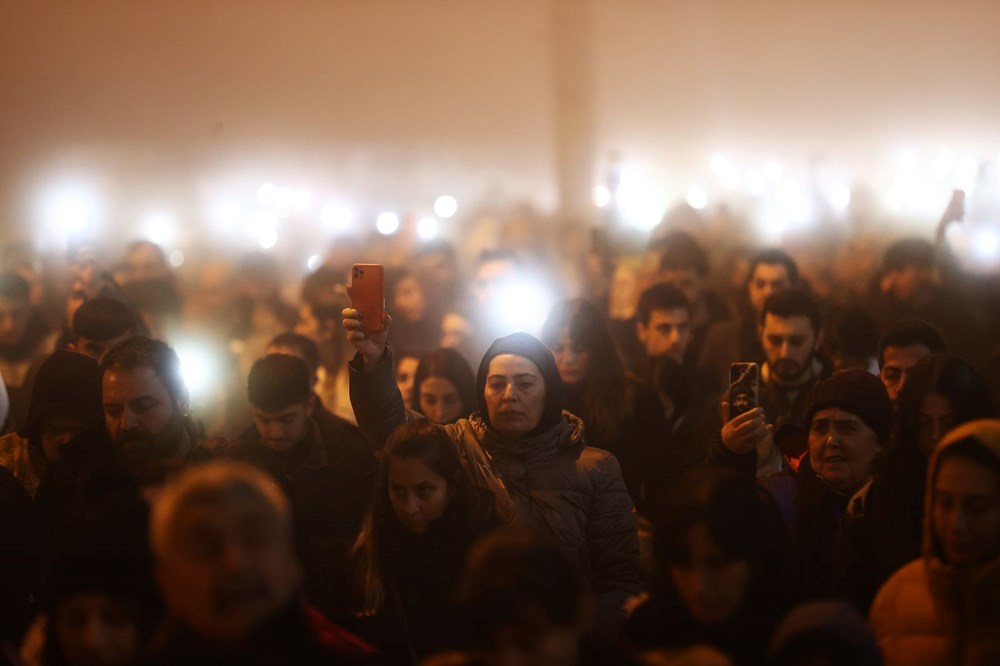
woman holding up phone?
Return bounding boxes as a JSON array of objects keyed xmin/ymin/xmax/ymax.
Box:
[{"xmin": 342, "ymin": 297, "xmax": 641, "ymax": 629}]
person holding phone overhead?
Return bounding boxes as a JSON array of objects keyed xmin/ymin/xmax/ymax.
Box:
[{"xmin": 342, "ymin": 266, "xmax": 641, "ymax": 629}]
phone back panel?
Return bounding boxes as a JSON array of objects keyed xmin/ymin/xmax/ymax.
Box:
[{"xmin": 350, "ymin": 263, "xmax": 385, "ymax": 333}]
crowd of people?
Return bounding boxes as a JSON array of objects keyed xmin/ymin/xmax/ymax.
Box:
[{"xmin": 1, "ymin": 199, "xmax": 999, "ymax": 665}]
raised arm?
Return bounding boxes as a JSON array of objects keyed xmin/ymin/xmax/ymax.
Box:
[{"xmin": 343, "ymin": 308, "xmax": 416, "ymax": 449}]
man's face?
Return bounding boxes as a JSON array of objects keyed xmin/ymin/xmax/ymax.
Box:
[
  {"xmin": 808, "ymin": 407, "xmax": 880, "ymax": 494},
  {"xmin": 880, "ymin": 343, "xmax": 931, "ymax": 403},
  {"xmin": 748, "ymin": 263, "xmax": 792, "ymax": 314},
  {"xmin": 103, "ymin": 366, "xmax": 185, "ymax": 454},
  {"xmin": 659, "ymin": 267, "xmax": 704, "ymax": 306},
  {"xmin": 252, "ymin": 400, "xmax": 314, "ymax": 452},
  {"xmin": 72, "ymin": 332, "xmax": 132, "ymax": 363},
  {"xmin": 638, "ymin": 308, "xmax": 692, "ymax": 363},
  {"xmin": 0, "ymin": 296, "xmax": 31, "ymax": 347},
  {"xmin": 760, "ymin": 314, "xmax": 817, "ymax": 385},
  {"xmin": 483, "ymin": 354, "xmax": 547, "ymax": 438},
  {"xmin": 156, "ymin": 494, "xmax": 300, "ymax": 641}
]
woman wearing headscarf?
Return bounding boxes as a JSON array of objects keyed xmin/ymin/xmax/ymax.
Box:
[
  {"xmin": 343, "ymin": 308, "xmax": 641, "ymax": 628},
  {"xmin": 869, "ymin": 419, "xmax": 1000, "ymax": 665}
]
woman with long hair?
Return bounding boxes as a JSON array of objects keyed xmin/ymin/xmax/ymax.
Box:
[
  {"xmin": 352, "ymin": 420, "xmax": 498, "ymax": 663},
  {"xmin": 410, "ymin": 349, "xmax": 476, "ymax": 426},
  {"xmin": 839, "ymin": 353, "xmax": 995, "ymax": 610},
  {"xmin": 540, "ymin": 299, "xmax": 665, "ymax": 511}
]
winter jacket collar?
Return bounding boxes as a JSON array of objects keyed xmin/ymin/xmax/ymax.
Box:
[{"xmin": 471, "ymin": 410, "xmax": 584, "ymax": 467}]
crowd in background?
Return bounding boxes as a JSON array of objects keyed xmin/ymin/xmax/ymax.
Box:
[{"xmin": 0, "ymin": 193, "xmax": 999, "ymax": 666}]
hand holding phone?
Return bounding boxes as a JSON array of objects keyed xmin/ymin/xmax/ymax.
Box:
[{"xmin": 728, "ymin": 362, "xmax": 759, "ymax": 419}]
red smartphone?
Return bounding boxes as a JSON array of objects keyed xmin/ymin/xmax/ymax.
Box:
[
  {"xmin": 728, "ymin": 362, "xmax": 759, "ymax": 419},
  {"xmin": 350, "ymin": 263, "xmax": 385, "ymax": 333}
]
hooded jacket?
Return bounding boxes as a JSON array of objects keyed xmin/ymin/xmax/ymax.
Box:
[
  {"xmin": 349, "ymin": 335, "xmax": 641, "ymax": 628},
  {"xmin": 869, "ymin": 419, "xmax": 1000, "ymax": 666}
]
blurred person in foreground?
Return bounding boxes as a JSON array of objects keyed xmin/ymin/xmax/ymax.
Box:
[
  {"xmin": 425, "ymin": 527, "xmax": 640, "ymax": 666},
  {"xmin": 715, "ymin": 370, "xmax": 892, "ymax": 598},
  {"xmin": 234, "ymin": 353, "xmax": 374, "ymax": 621},
  {"xmin": 626, "ymin": 469, "xmax": 798, "ymax": 666},
  {"xmin": 699, "ymin": 249, "xmax": 799, "ymax": 390},
  {"xmin": 18, "ymin": 549, "xmax": 155, "ymax": 666},
  {"xmin": 343, "ymin": 308, "xmax": 641, "ymax": 628},
  {"xmin": 838, "ymin": 354, "xmax": 994, "ymax": 611},
  {"xmin": 351, "ymin": 421, "xmax": 500, "ymax": 663},
  {"xmin": 876, "ymin": 318, "xmax": 946, "ymax": 404},
  {"xmin": 147, "ymin": 460, "xmax": 376, "ymax": 664},
  {"xmin": 767, "ymin": 601, "xmax": 881, "ymax": 666},
  {"xmin": 870, "ymin": 420, "xmax": 1000, "ymax": 665}
]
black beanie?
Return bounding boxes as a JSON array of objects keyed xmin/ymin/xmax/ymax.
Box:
[
  {"xmin": 476, "ymin": 332, "xmax": 565, "ymax": 437},
  {"xmin": 803, "ymin": 369, "xmax": 893, "ymax": 444},
  {"xmin": 19, "ymin": 351, "xmax": 103, "ymax": 439}
]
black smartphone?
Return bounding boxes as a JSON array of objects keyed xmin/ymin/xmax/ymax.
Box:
[{"xmin": 728, "ymin": 362, "xmax": 759, "ymax": 419}]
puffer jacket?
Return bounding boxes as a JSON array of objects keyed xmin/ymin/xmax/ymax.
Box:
[
  {"xmin": 869, "ymin": 420, "xmax": 1000, "ymax": 666},
  {"xmin": 349, "ymin": 349, "xmax": 641, "ymax": 628}
]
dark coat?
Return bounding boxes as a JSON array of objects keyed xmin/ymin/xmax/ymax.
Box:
[
  {"xmin": 234, "ymin": 408, "xmax": 375, "ymax": 620},
  {"xmin": 351, "ymin": 498, "xmax": 501, "ymax": 663},
  {"xmin": 708, "ymin": 444, "xmax": 850, "ymax": 600},
  {"xmin": 349, "ymin": 350, "xmax": 642, "ymax": 628}
]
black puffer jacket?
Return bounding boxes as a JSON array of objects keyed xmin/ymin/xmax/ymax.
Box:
[{"xmin": 349, "ymin": 343, "xmax": 641, "ymax": 628}]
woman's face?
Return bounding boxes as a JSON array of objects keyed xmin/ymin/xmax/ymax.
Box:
[
  {"xmin": 917, "ymin": 392, "xmax": 955, "ymax": 458},
  {"xmin": 670, "ymin": 524, "xmax": 751, "ymax": 625},
  {"xmin": 932, "ymin": 456, "xmax": 1000, "ymax": 568},
  {"xmin": 388, "ymin": 456, "xmax": 454, "ymax": 533},
  {"xmin": 808, "ymin": 407, "xmax": 880, "ymax": 494},
  {"xmin": 395, "ymin": 356, "xmax": 420, "ymax": 409},
  {"xmin": 549, "ymin": 330, "xmax": 590, "ymax": 386},
  {"xmin": 419, "ymin": 376, "xmax": 464, "ymax": 425},
  {"xmin": 393, "ymin": 276, "xmax": 426, "ymax": 323},
  {"xmin": 55, "ymin": 594, "xmax": 139, "ymax": 666},
  {"xmin": 483, "ymin": 354, "xmax": 546, "ymax": 438}
]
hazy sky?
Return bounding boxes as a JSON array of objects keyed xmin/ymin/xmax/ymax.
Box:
[{"xmin": 2, "ymin": 0, "xmax": 999, "ymax": 242}]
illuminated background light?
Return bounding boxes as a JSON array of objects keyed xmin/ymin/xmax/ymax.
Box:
[
  {"xmin": 376, "ymin": 211, "xmax": 400, "ymax": 235},
  {"xmin": 592, "ymin": 185, "xmax": 612, "ymax": 208},
  {"xmin": 417, "ymin": 216, "xmax": 439, "ymax": 240},
  {"xmin": 745, "ymin": 170, "xmax": 766, "ymax": 196},
  {"xmin": 257, "ymin": 183, "xmax": 276, "ymax": 206},
  {"xmin": 764, "ymin": 161, "xmax": 783, "ymax": 184},
  {"xmin": 489, "ymin": 276, "xmax": 555, "ymax": 336},
  {"xmin": 142, "ymin": 210, "xmax": 176, "ymax": 247},
  {"xmin": 169, "ymin": 250, "xmax": 185, "ymax": 267},
  {"xmin": 321, "ymin": 204, "xmax": 352, "ymax": 232},
  {"xmin": 686, "ymin": 186, "xmax": 707, "ymax": 210},
  {"xmin": 616, "ymin": 168, "xmax": 665, "ymax": 230},
  {"xmin": 710, "ymin": 154, "xmax": 739, "ymax": 189},
  {"xmin": 306, "ymin": 254, "xmax": 323, "ymax": 271},
  {"xmin": 258, "ymin": 227, "xmax": 278, "ymax": 249},
  {"xmin": 433, "ymin": 195, "xmax": 458, "ymax": 218}
]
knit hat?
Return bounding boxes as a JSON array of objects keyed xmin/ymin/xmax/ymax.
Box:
[
  {"xmin": 476, "ymin": 332, "xmax": 565, "ymax": 437},
  {"xmin": 19, "ymin": 351, "xmax": 103, "ymax": 439},
  {"xmin": 803, "ymin": 369, "xmax": 893, "ymax": 444}
]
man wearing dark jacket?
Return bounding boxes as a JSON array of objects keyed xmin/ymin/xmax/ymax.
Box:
[{"xmin": 234, "ymin": 354, "xmax": 375, "ymax": 621}]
